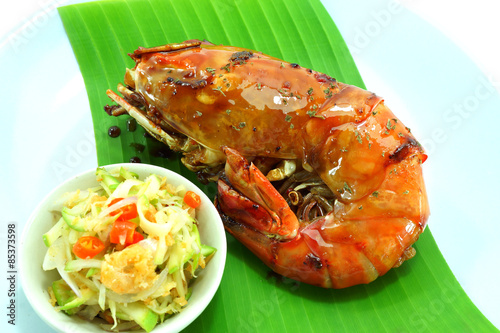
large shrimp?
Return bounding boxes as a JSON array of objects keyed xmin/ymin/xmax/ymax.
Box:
[{"xmin": 106, "ymin": 40, "xmax": 429, "ymax": 288}]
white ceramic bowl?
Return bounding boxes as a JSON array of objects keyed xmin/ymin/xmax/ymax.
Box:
[{"xmin": 20, "ymin": 163, "xmax": 227, "ymax": 333}]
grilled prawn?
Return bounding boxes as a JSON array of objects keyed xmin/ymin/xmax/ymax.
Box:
[{"xmin": 106, "ymin": 40, "xmax": 429, "ymax": 288}]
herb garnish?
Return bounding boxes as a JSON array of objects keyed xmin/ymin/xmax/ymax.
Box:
[
  {"xmin": 386, "ymin": 118, "xmax": 397, "ymax": 131},
  {"xmin": 355, "ymin": 130, "xmax": 363, "ymax": 144},
  {"xmin": 213, "ymin": 86, "xmax": 226, "ymax": 96},
  {"xmin": 306, "ymin": 110, "xmax": 325, "ymax": 119}
]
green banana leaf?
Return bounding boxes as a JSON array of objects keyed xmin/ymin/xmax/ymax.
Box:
[{"xmin": 58, "ymin": 0, "xmax": 496, "ymax": 331}]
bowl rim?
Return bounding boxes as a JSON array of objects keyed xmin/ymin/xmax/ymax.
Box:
[{"xmin": 20, "ymin": 163, "xmax": 227, "ymax": 333}]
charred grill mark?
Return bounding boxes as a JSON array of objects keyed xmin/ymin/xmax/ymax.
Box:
[
  {"xmin": 146, "ymin": 105, "xmax": 163, "ymax": 125},
  {"xmin": 387, "ymin": 137, "xmax": 422, "ymax": 165},
  {"xmin": 230, "ymin": 50, "xmax": 254, "ymax": 63},
  {"xmin": 314, "ymin": 73, "xmax": 336, "ymax": 84},
  {"xmin": 195, "ymin": 164, "xmax": 225, "ymax": 185},
  {"xmin": 165, "ymin": 77, "xmax": 207, "ymax": 89},
  {"xmin": 304, "ymin": 253, "xmax": 323, "ymax": 270},
  {"xmin": 216, "ymin": 199, "xmax": 240, "ymax": 229},
  {"xmin": 214, "ymin": 190, "xmax": 240, "ymax": 229},
  {"xmin": 367, "ymin": 93, "xmax": 379, "ymax": 103},
  {"xmin": 290, "ymin": 63, "xmax": 300, "ymax": 68},
  {"xmin": 218, "ymin": 172, "xmax": 230, "ymax": 185},
  {"xmin": 220, "ymin": 211, "xmax": 237, "ymax": 227}
]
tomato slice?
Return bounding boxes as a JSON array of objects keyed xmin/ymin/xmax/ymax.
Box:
[
  {"xmin": 131, "ymin": 231, "xmax": 144, "ymax": 244},
  {"xmin": 110, "ymin": 220, "xmax": 137, "ymax": 245},
  {"xmin": 73, "ymin": 236, "xmax": 105, "ymax": 259},
  {"xmin": 108, "ymin": 198, "xmax": 138, "ymax": 221},
  {"xmin": 184, "ymin": 191, "xmax": 201, "ymax": 208}
]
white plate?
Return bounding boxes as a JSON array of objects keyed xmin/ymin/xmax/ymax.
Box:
[{"xmin": 1, "ymin": 0, "xmax": 499, "ymax": 331}]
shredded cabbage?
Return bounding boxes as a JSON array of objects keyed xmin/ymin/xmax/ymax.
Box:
[{"xmin": 42, "ymin": 167, "xmax": 216, "ymax": 332}]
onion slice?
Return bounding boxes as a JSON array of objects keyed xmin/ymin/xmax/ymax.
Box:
[
  {"xmin": 43, "ymin": 237, "xmax": 82, "ymax": 298},
  {"xmin": 65, "ymin": 259, "xmax": 103, "ymax": 272},
  {"xmin": 42, "ymin": 237, "xmax": 65, "ymax": 271},
  {"xmin": 56, "ymin": 265, "xmax": 82, "ymax": 298}
]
